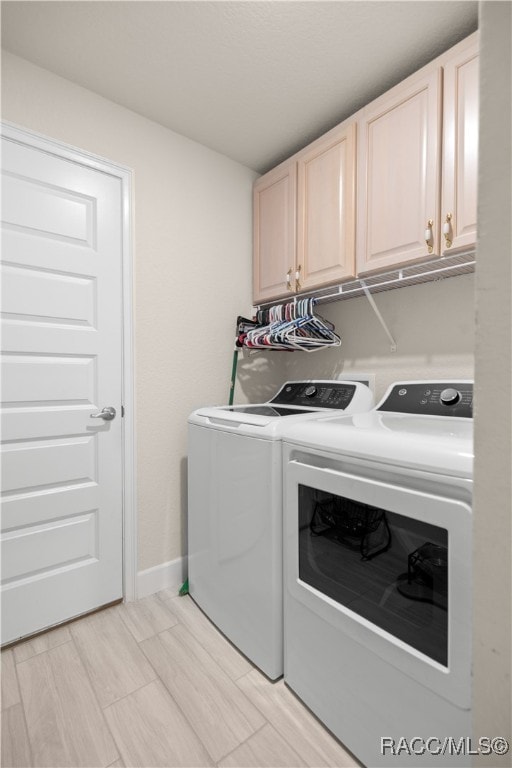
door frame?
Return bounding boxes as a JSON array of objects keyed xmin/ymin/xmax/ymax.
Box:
[{"xmin": 1, "ymin": 121, "xmax": 137, "ymax": 602}]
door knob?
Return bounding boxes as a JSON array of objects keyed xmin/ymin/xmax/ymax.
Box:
[{"xmin": 90, "ymin": 406, "xmax": 117, "ymax": 421}]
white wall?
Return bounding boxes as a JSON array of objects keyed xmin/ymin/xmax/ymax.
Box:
[
  {"xmin": 0, "ymin": 51, "xmax": 266, "ymax": 576},
  {"xmin": 472, "ymin": 1, "xmax": 512, "ymax": 759}
]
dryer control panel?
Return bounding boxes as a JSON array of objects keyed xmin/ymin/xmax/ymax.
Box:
[
  {"xmin": 271, "ymin": 381, "xmax": 358, "ymax": 409},
  {"xmin": 378, "ymin": 382, "xmax": 473, "ymax": 418}
]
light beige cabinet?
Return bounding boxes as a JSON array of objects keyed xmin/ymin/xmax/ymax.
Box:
[
  {"xmin": 253, "ymin": 120, "xmax": 356, "ymax": 304},
  {"xmin": 441, "ymin": 34, "xmax": 479, "ymax": 252},
  {"xmin": 254, "ymin": 32, "xmax": 478, "ymax": 300},
  {"xmin": 295, "ymin": 121, "xmax": 356, "ymax": 294},
  {"xmin": 356, "ymin": 66, "xmax": 442, "ymax": 274},
  {"xmin": 253, "ymin": 160, "xmax": 296, "ymax": 304},
  {"xmin": 357, "ymin": 32, "xmax": 478, "ymax": 275}
]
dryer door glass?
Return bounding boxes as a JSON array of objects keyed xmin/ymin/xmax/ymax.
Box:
[{"xmin": 298, "ymin": 484, "xmax": 448, "ymax": 666}]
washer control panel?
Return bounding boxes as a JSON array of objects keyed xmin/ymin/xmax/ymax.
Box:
[
  {"xmin": 271, "ymin": 381, "xmax": 358, "ymax": 409},
  {"xmin": 378, "ymin": 382, "xmax": 473, "ymax": 418}
]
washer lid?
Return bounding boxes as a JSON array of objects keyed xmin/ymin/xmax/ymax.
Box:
[
  {"xmin": 282, "ymin": 409, "xmax": 473, "ymax": 478},
  {"xmin": 212, "ymin": 405, "xmax": 316, "ymax": 417},
  {"xmin": 188, "ymin": 403, "xmax": 345, "ymax": 438},
  {"xmin": 188, "ymin": 380, "xmax": 374, "ymax": 438}
]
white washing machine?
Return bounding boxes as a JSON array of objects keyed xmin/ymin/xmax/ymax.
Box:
[
  {"xmin": 281, "ymin": 381, "xmax": 473, "ymax": 766},
  {"xmin": 187, "ymin": 379, "xmax": 374, "ymax": 680}
]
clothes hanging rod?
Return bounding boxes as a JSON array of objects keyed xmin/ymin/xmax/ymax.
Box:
[{"xmin": 253, "ymin": 250, "xmax": 475, "ymax": 353}]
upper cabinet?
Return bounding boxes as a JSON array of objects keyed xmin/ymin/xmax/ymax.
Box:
[
  {"xmin": 441, "ymin": 34, "xmax": 479, "ymax": 253},
  {"xmin": 295, "ymin": 121, "xmax": 357, "ymax": 294},
  {"xmin": 356, "ymin": 67, "xmax": 442, "ymax": 274},
  {"xmin": 253, "ymin": 32, "xmax": 479, "ymax": 302},
  {"xmin": 357, "ymin": 32, "xmax": 478, "ymax": 275},
  {"xmin": 253, "ymin": 160, "xmax": 297, "ymax": 304},
  {"xmin": 253, "ymin": 120, "xmax": 356, "ymax": 305}
]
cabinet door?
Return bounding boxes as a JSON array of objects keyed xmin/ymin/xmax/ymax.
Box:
[
  {"xmin": 253, "ymin": 161, "xmax": 296, "ymax": 304},
  {"xmin": 441, "ymin": 35, "xmax": 479, "ymax": 253},
  {"xmin": 357, "ymin": 67, "xmax": 442, "ymax": 274},
  {"xmin": 297, "ymin": 121, "xmax": 356, "ymax": 291}
]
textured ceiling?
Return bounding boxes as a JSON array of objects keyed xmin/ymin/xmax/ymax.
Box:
[{"xmin": 1, "ymin": 1, "xmax": 478, "ymax": 173}]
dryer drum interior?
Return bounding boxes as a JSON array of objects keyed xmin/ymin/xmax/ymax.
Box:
[
  {"xmin": 298, "ymin": 484, "xmax": 449, "ymax": 667},
  {"xmin": 396, "ymin": 541, "xmax": 448, "ymax": 610},
  {"xmin": 308, "ymin": 494, "xmax": 392, "ymax": 559}
]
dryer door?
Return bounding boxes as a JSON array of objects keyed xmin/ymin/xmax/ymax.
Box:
[{"xmin": 284, "ymin": 457, "xmax": 471, "ymax": 709}]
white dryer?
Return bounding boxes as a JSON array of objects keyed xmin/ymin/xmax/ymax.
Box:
[
  {"xmin": 281, "ymin": 381, "xmax": 474, "ymax": 766},
  {"xmin": 187, "ymin": 380, "xmax": 374, "ymax": 680}
]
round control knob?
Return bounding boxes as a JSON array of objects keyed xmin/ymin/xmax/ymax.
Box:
[
  {"xmin": 304, "ymin": 385, "xmax": 317, "ymax": 398},
  {"xmin": 440, "ymin": 387, "xmax": 461, "ymax": 406}
]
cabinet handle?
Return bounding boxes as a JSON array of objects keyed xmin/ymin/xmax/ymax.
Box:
[
  {"xmin": 295, "ymin": 264, "xmax": 302, "ymax": 292},
  {"xmin": 424, "ymin": 219, "xmax": 434, "ymax": 254},
  {"xmin": 286, "ymin": 268, "xmax": 294, "ymax": 291},
  {"xmin": 443, "ymin": 213, "xmax": 453, "ymax": 248}
]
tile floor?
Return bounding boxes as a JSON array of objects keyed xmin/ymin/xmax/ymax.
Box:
[{"xmin": 1, "ymin": 591, "xmax": 359, "ymax": 768}]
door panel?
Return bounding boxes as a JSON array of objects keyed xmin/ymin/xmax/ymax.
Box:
[
  {"xmin": 2, "ymin": 435, "xmax": 96, "ymax": 493},
  {"xmin": 2, "ymin": 510, "xmax": 98, "ymax": 583},
  {"xmin": 2, "ymin": 171, "xmax": 95, "ymax": 244},
  {"xmin": 1, "ymin": 354, "xmax": 95, "ymax": 405},
  {"xmin": 1, "ymin": 264, "xmax": 96, "ymax": 326},
  {"xmin": 1, "ymin": 135, "xmax": 123, "ymax": 644}
]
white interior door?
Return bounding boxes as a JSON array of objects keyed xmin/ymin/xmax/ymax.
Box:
[{"xmin": 1, "ymin": 133, "xmax": 124, "ymax": 645}]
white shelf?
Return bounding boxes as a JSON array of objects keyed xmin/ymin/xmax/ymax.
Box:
[
  {"xmin": 254, "ymin": 248, "xmax": 476, "ymax": 353},
  {"xmin": 256, "ymin": 249, "xmax": 475, "ymax": 308},
  {"xmin": 309, "ymin": 248, "xmax": 475, "ymax": 305}
]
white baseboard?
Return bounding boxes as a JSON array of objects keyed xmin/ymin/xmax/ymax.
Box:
[{"xmin": 136, "ymin": 556, "xmax": 187, "ymax": 600}]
